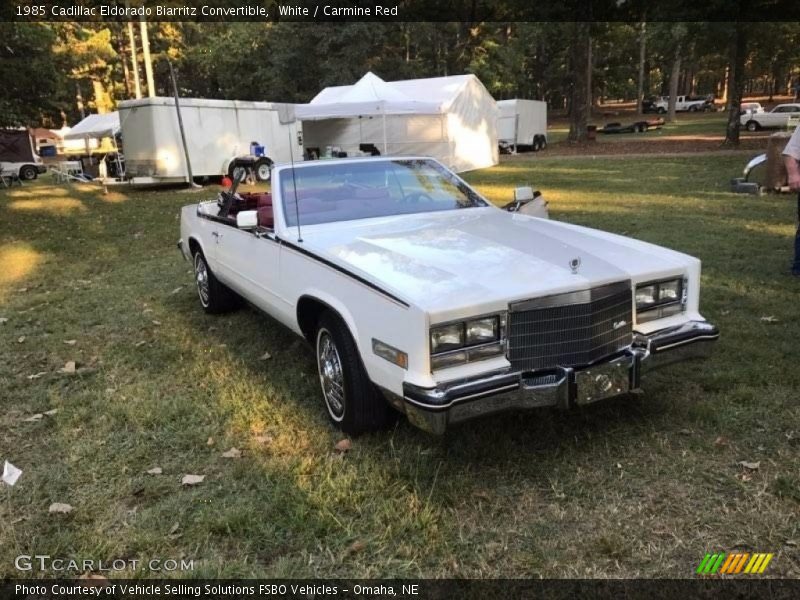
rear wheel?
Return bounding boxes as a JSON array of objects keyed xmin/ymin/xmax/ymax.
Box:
[
  {"xmin": 657, "ymin": 107, "xmax": 666, "ymax": 114},
  {"xmin": 315, "ymin": 311, "xmax": 395, "ymax": 435},
  {"xmin": 192, "ymin": 250, "xmax": 240, "ymax": 314}
]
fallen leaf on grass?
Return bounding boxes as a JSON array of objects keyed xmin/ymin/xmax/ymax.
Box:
[
  {"xmin": 17, "ymin": 336, "xmax": 25, "ymax": 343},
  {"xmin": 170, "ymin": 287, "xmax": 183, "ymax": 295},
  {"xmin": 738, "ymin": 461, "xmax": 760, "ymax": 470},
  {"xmin": 786, "ymin": 540, "xmax": 798, "ymax": 547},
  {"xmin": 78, "ymin": 573, "xmax": 109, "ymax": 585},
  {"xmin": 146, "ymin": 467, "xmax": 162, "ymax": 475},
  {"xmin": 760, "ymin": 316, "xmax": 779, "ymax": 323},
  {"xmin": 27, "ymin": 372, "xmax": 47, "ymax": 380},
  {"xmin": 151, "ymin": 320, "xmax": 162, "ymax": 326},
  {"xmin": 63, "ymin": 340, "xmax": 77, "ymax": 345},
  {"xmin": 258, "ymin": 351, "xmax": 272, "ymax": 361},
  {"xmin": 221, "ymin": 447, "xmax": 242, "ymax": 459},
  {"xmin": 678, "ymin": 428, "xmax": 692, "ymax": 435},
  {"xmin": 334, "ymin": 439, "xmax": 352, "ymax": 453},
  {"xmin": 714, "ymin": 436, "xmax": 729, "ymax": 447},
  {"xmin": 346, "ymin": 540, "xmax": 366, "ymax": 555},
  {"xmin": 49, "ymin": 502, "xmax": 73, "ymax": 514},
  {"xmin": 23, "ymin": 414, "xmax": 43, "ymax": 422},
  {"xmin": 169, "ymin": 522, "xmax": 180, "ymax": 535},
  {"xmin": 253, "ymin": 434, "xmax": 273, "ymax": 445},
  {"xmin": 17, "ymin": 287, "xmax": 28, "ymax": 293},
  {"xmin": 135, "ymin": 341, "xmax": 147, "ymax": 348},
  {"xmin": 43, "ymin": 409, "xmax": 58, "ymax": 416},
  {"xmin": 206, "ymin": 437, "xmax": 214, "ymax": 446},
  {"xmin": 10, "ymin": 516, "xmax": 28, "ymax": 525},
  {"xmin": 59, "ymin": 361, "xmax": 76, "ymax": 374},
  {"xmin": 181, "ymin": 474, "xmax": 205, "ymax": 486}
]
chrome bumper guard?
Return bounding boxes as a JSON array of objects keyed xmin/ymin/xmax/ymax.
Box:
[{"xmin": 402, "ymin": 320, "xmax": 719, "ymax": 434}]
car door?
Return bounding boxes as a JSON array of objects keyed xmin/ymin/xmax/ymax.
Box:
[{"xmin": 213, "ymin": 222, "xmax": 288, "ymax": 320}]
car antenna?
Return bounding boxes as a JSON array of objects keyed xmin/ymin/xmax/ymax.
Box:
[{"xmin": 287, "ymin": 125, "xmax": 303, "ymax": 243}]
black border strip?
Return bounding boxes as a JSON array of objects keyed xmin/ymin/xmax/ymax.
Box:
[{"xmin": 197, "ymin": 212, "xmax": 409, "ymax": 308}]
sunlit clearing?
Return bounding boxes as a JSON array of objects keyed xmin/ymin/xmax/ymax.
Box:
[
  {"xmin": 101, "ymin": 192, "xmax": 127, "ymax": 203},
  {"xmin": 0, "ymin": 244, "xmax": 43, "ymax": 301},
  {"xmin": 6, "ymin": 186, "xmax": 71, "ymax": 198},
  {"xmin": 9, "ymin": 198, "xmax": 87, "ymax": 215}
]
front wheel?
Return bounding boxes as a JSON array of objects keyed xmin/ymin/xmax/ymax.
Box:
[
  {"xmin": 746, "ymin": 120, "xmax": 760, "ymax": 132},
  {"xmin": 315, "ymin": 312, "xmax": 395, "ymax": 435},
  {"xmin": 657, "ymin": 107, "xmax": 666, "ymax": 114},
  {"xmin": 192, "ymin": 250, "xmax": 240, "ymax": 314}
]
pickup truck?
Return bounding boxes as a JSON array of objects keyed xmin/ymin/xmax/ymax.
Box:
[
  {"xmin": 652, "ymin": 95, "xmax": 708, "ymax": 114},
  {"xmin": 178, "ymin": 157, "xmax": 719, "ymax": 435}
]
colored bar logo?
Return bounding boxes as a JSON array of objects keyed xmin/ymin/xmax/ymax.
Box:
[{"xmin": 696, "ymin": 552, "xmax": 774, "ymax": 575}]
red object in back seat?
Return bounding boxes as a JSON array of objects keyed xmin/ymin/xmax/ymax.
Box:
[
  {"xmin": 257, "ymin": 206, "xmax": 274, "ymax": 229},
  {"xmin": 257, "ymin": 192, "xmax": 272, "ymax": 208}
]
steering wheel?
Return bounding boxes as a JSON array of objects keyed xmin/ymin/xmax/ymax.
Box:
[{"xmin": 403, "ymin": 191, "xmax": 434, "ymax": 204}]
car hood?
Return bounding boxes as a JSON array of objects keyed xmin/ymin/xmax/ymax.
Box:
[{"xmin": 301, "ymin": 207, "xmax": 695, "ymax": 317}]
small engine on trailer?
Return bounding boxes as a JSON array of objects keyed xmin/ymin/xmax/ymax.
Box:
[{"xmin": 224, "ymin": 141, "xmax": 273, "ymax": 183}]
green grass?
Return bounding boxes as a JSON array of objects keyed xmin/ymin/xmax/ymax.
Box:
[{"xmin": 1, "ymin": 158, "xmax": 799, "ymax": 579}]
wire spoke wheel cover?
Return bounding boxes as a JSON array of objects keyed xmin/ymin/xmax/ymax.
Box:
[
  {"xmin": 317, "ymin": 328, "xmax": 345, "ymax": 421},
  {"xmin": 194, "ymin": 253, "xmax": 210, "ymax": 307}
]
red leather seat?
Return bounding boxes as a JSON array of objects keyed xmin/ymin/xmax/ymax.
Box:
[
  {"xmin": 257, "ymin": 193, "xmax": 272, "ymax": 208},
  {"xmin": 257, "ymin": 206, "xmax": 274, "ymax": 229}
]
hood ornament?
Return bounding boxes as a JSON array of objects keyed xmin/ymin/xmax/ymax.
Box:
[{"xmin": 569, "ymin": 257, "xmax": 581, "ymax": 274}]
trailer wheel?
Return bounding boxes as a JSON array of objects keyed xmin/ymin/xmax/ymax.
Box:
[
  {"xmin": 254, "ymin": 158, "xmax": 273, "ymax": 182},
  {"xmin": 19, "ymin": 165, "xmax": 38, "ymax": 181}
]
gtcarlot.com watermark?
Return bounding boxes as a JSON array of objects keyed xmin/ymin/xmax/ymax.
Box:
[{"xmin": 15, "ymin": 554, "xmax": 194, "ymax": 573}]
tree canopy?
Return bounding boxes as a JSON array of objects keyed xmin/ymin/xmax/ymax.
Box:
[{"xmin": 1, "ymin": 21, "xmax": 799, "ymax": 131}]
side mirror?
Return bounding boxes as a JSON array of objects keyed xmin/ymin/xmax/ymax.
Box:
[
  {"xmin": 236, "ymin": 210, "xmax": 258, "ymax": 230},
  {"xmin": 514, "ymin": 186, "xmax": 534, "ymax": 202}
]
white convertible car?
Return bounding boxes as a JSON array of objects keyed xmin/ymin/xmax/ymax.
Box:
[{"xmin": 178, "ymin": 157, "xmax": 718, "ymax": 434}]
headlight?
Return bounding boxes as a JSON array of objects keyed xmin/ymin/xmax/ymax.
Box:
[
  {"xmin": 430, "ymin": 313, "xmax": 506, "ymax": 370},
  {"xmin": 465, "ymin": 317, "xmax": 499, "ymax": 345},
  {"xmin": 635, "ymin": 284, "xmax": 657, "ymax": 307},
  {"xmin": 636, "ymin": 278, "xmax": 686, "ymax": 323},
  {"xmin": 430, "ymin": 323, "xmax": 464, "ymax": 354}
]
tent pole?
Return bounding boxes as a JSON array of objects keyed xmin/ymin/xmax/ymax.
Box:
[{"xmin": 382, "ymin": 113, "xmax": 388, "ymax": 155}]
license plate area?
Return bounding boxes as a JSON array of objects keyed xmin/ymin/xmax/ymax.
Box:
[{"xmin": 574, "ymin": 354, "xmax": 632, "ymax": 405}]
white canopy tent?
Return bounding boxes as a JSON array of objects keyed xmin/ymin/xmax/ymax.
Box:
[
  {"xmin": 62, "ymin": 112, "xmax": 121, "ymax": 140},
  {"xmin": 296, "ymin": 72, "xmax": 499, "ymax": 172}
]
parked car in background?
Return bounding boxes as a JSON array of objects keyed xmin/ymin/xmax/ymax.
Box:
[
  {"xmin": 0, "ymin": 129, "xmax": 47, "ymax": 181},
  {"xmin": 179, "ymin": 157, "xmax": 719, "ymax": 435},
  {"xmin": 652, "ymin": 95, "xmax": 708, "ymax": 113},
  {"xmin": 740, "ymin": 103, "xmax": 800, "ymax": 131},
  {"xmin": 740, "ymin": 102, "xmax": 765, "ymax": 116}
]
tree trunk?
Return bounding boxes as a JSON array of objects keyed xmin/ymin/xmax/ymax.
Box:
[
  {"xmin": 586, "ymin": 36, "xmax": 593, "ymax": 118},
  {"xmin": 724, "ymin": 24, "xmax": 748, "ymax": 146},
  {"xmin": 721, "ymin": 65, "xmax": 730, "ymax": 108},
  {"xmin": 636, "ymin": 21, "xmax": 646, "ymax": 115},
  {"xmin": 568, "ymin": 22, "xmax": 591, "ymax": 143},
  {"xmin": 667, "ymin": 49, "xmax": 682, "ymax": 123}
]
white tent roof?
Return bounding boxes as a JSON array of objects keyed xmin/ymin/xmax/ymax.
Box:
[
  {"xmin": 295, "ymin": 72, "xmax": 443, "ymax": 120},
  {"xmin": 63, "ymin": 112, "xmax": 120, "ymax": 140}
]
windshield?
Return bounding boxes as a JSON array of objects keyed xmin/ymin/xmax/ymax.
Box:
[{"xmin": 280, "ymin": 159, "xmax": 488, "ymax": 226}]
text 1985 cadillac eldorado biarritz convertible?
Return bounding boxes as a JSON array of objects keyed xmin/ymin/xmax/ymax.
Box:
[{"xmin": 178, "ymin": 157, "xmax": 719, "ymax": 434}]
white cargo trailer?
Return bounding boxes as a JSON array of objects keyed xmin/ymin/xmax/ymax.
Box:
[
  {"xmin": 118, "ymin": 97, "xmax": 302, "ymax": 185},
  {"xmin": 496, "ymin": 99, "xmax": 547, "ymax": 153}
]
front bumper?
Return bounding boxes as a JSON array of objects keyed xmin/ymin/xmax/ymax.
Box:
[{"xmin": 400, "ymin": 320, "xmax": 719, "ymax": 434}]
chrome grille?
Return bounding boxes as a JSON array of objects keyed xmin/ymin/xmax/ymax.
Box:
[{"xmin": 507, "ymin": 281, "xmax": 633, "ymax": 371}]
